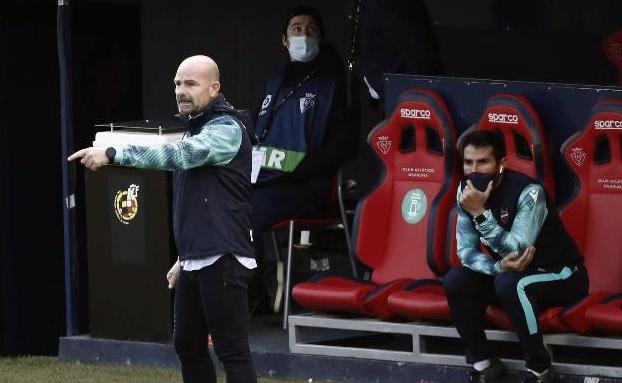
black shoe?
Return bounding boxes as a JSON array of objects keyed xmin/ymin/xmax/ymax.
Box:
[
  {"xmin": 522, "ymin": 368, "xmax": 555, "ymax": 383},
  {"xmin": 469, "ymin": 358, "xmax": 507, "ymax": 382}
]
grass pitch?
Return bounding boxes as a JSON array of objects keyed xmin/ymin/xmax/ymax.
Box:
[{"xmin": 0, "ymin": 357, "xmax": 328, "ymax": 383}]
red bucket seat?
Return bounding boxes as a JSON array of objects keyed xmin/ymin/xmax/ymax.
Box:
[{"xmin": 292, "ymin": 89, "xmax": 458, "ymax": 320}]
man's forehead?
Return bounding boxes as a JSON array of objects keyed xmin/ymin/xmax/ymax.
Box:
[
  {"xmin": 464, "ymin": 145, "xmax": 495, "ymax": 158},
  {"xmin": 174, "ymin": 67, "xmax": 207, "ymax": 82},
  {"xmin": 288, "ymin": 15, "xmax": 318, "ymax": 27}
]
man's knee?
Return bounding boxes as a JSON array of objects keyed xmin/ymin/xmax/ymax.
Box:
[
  {"xmin": 173, "ymin": 331, "xmax": 208, "ymax": 359},
  {"xmin": 444, "ymin": 267, "xmax": 474, "ymax": 298},
  {"xmin": 212, "ymin": 337, "xmax": 251, "ymax": 364},
  {"xmin": 494, "ymin": 272, "xmax": 520, "ymax": 301}
]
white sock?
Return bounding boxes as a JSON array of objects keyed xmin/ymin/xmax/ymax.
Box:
[
  {"xmin": 528, "ymin": 368, "xmax": 548, "ymax": 377},
  {"xmin": 473, "ymin": 359, "xmax": 492, "ymax": 371}
]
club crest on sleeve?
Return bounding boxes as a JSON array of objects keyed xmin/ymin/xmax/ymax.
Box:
[
  {"xmin": 529, "ymin": 188, "xmax": 539, "ymax": 203},
  {"xmin": 500, "ymin": 207, "xmax": 509, "ymax": 225}
]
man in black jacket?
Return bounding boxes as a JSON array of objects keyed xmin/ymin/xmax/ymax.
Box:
[{"xmin": 69, "ymin": 55, "xmax": 257, "ymax": 383}]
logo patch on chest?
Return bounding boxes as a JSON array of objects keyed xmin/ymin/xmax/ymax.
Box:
[
  {"xmin": 259, "ymin": 95, "xmax": 272, "ymax": 116},
  {"xmin": 300, "ymin": 92, "xmax": 316, "ymax": 114},
  {"xmin": 500, "ymin": 207, "xmax": 509, "ymax": 225}
]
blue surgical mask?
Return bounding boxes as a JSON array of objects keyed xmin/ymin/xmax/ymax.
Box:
[
  {"xmin": 465, "ymin": 172, "xmax": 496, "ymax": 192},
  {"xmin": 287, "ymin": 36, "xmax": 320, "ymax": 62}
]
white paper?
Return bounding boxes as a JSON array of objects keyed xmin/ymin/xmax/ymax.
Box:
[
  {"xmin": 251, "ymin": 149, "xmax": 265, "ymax": 184},
  {"xmin": 300, "ymin": 230, "xmax": 311, "ymax": 245}
]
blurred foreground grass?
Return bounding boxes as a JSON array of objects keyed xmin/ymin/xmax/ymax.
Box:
[{"xmin": 0, "ymin": 357, "xmax": 328, "ymax": 383}]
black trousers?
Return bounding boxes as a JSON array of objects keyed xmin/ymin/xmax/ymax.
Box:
[
  {"xmin": 443, "ymin": 264, "xmax": 588, "ymax": 372},
  {"xmin": 173, "ymin": 255, "xmax": 257, "ymax": 383}
]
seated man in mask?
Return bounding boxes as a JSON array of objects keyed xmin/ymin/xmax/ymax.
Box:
[
  {"xmin": 251, "ymin": 6, "xmax": 356, "ymax": 313},
  {"xmin": 444, "ymin": 130, "xmax": 587, "ymax": 383}
]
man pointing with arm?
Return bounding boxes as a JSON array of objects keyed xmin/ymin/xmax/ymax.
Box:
[{"xmin": 69, "ymin": 55, "xmax": 257, "ymax": 383}]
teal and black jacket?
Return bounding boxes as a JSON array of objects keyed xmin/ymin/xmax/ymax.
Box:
[
  {"xmin": 113, "ymin": 94, "xmax": 255, "ymax": 260},
  {"xmin": 456, "ymin": 170, "xmax": 582, "ymax": 275}
]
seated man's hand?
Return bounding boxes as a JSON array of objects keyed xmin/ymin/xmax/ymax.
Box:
[
  {"xmin": 500, "ymin": 246, "xmax": 535, "ymax": 272},
  {"xmin": 459, "ymin": 180, "xmax": 493, "ymax": 217},
  {"xmin": 67, "ymin": 147, "xmax": 109, "ymax": 171},
  {"xmin": 166, "ymin": 260, "xmax": 181, "ymax": 289}
]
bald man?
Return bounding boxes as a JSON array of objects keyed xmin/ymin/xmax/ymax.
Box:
[{"xmin": 69, "ymin": 55, "xmax": 258, "ymax": 383}]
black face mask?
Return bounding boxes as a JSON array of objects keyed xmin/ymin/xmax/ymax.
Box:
[{"xmin": 465, "ymin": 172, "xmax": 496, "ymax": 192}]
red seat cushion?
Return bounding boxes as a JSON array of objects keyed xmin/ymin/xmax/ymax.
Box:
[
  {"xmin": 291, "ymin": 277, "xmax": 413, "ymax": 319},
  {"xmin": 386, "ymin": 280, "xmax": 450, "ymax": 320},
  {"xmin": 485, "ymin": 305, "xmax": 568, "ymax": 333},
  {"xmin": 586, "ymin": 294, "xmax": 622, "ymax": 333},
  {"xmin": 362, "ymin": 279, "xmax": 414, "ymax": 320},
  {"xmin": 292, "ymin": 277, "xmax": 375, "ymax": 315},
  {"xmin": 559, "ymin": 292, "xmax": 612, "ymax": 334}
]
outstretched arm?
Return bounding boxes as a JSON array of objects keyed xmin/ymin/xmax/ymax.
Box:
[{"xmin": 68, "ymin": 117, "xmax": 242, "ymax": 171}]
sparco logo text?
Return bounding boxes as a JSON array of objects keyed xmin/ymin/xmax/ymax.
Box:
[
  {"xmin": 488, "ymin": 113, "xmax": 519, "ymax": 124},
  {"xmin": 401, "ymin": 108, "xmax": 431, "ymax": 119},
  {"xmin": 594, "ymin": 120, "xmax": 622, "ymax": 129}
]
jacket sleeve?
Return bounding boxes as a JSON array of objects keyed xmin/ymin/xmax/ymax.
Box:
[
  {"xmin": 456, "ymin": 186, "xmax": 500, "ymax": 276},
  {"xmin": 112, "ymin": 117, "xmax": 242, "ymax": 171},
  {"xmin": 475, "ymin": 183, "xmax": 548, "ymax": 256}
]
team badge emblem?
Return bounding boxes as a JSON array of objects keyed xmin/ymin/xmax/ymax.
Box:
[
  {"xmin": 299, "ymin": 93, "xmax": 316, "ymax": 113},
  {"xmin": 377, "ymin": 136, "xmax": 392, "ymax": 155},
  {"xmin": 500, "ymin": 207, "xmax": 509, "ymax": 225},
  {"xmin": 569, "ymin": 147, "xmax": 586, "ymax": 167},
  {"xmin": 114, "ymin": 184, "xmax": 140, "ymax": 224}
]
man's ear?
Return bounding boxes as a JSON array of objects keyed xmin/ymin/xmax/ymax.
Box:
[
  {"xmin": 210, "ymin": 81, "xmax": 221, "ymax": 98},
  {"xmin": 499, "ymin": 157, "xmax": 508, "ymax": 173},
  {"xmin": 282, "ymin": 35, "xmax": 289, "ymax": 49}
]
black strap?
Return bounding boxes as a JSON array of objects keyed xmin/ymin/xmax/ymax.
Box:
[
  {"xmin": 259, "ymin": 69, "xmax": 317, "ymax": 143},
  {"xmin": 346, "ymin": 0, "xmax": 362, "ymax": 72}
]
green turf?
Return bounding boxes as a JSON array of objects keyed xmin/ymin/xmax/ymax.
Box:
[{"xmin": 0, "ymin": 357, "xmax": 329, "ymax": 383}]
